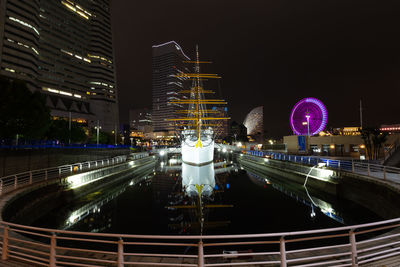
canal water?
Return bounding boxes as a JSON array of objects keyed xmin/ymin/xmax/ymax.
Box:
[{"xmin": 30, "ymin": 152, "xmax": 382, "ymax": 236}]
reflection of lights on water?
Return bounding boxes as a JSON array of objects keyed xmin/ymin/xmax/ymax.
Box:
[
  {"xmin": 128, "ymin": 161, "xmax": 134, "ymax": 166},
  {"xmin": 160, "ymin": 162, "xmax": 165, "ymax": 167},
  {"xmin": 317, "ymin": 162, "xmax": 326, "ymax": 167},
  {"xmin": 129, "ymin": 180, "xmax": 134, "ymax": 186},
  {"xmin": 218, "ymin": 148, "xmax": 221, "ymax": 152},
  {"xmin": 159, "ymin": 150, "xmax": 165, "ymax": 156},
  {"xmin": 169, "ymin": 158, "xmax": 179, "ymax": 164},
  {"xmin": 264, "ymin": 158, "xmax": 269, "ymax": 163},
  {"xmin": 318, "ymin": 168, "xmax": 334, "ymax": 179},
  {"xmin": 222, "ymin": 148, "xmax": 227, "ymax": 153}
]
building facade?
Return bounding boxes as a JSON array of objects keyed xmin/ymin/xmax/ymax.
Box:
[
  {"xmin": 152, "ymin": 41, "xmax": 190, "ymax": 132},
  {"xmin": 129, "ymin": 107, "xmax": 152, "ymax": 133},
  {"xmin": 243, "ymin": 106, "xmax": 264, "ymax": 142},
  {"xmin": 0, "ymin": 0, "xmax": 118, "ymax": 132}
]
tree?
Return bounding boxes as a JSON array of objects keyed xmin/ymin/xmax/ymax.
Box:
[
  {"xmin": 360, "ymin": 127, "xmax": 388, "ymax": 160},
  {"xmin": 0, "ymin": 77, "xmax": 51, "ymax": 140},
  {"xmin": 46, "ymin": 119, "xmax": 87, "ymax": 143}
]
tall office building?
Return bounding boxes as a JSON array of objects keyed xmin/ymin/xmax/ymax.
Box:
[
  {"xmin": 0, "ymin": 0, "xmax": 118, "ymax": 132},
  {"xmin": 152, "ymin": 41, "xmax": 190, "ymax": 132}
]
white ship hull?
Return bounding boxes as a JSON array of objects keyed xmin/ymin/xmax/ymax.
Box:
[
  {"xmin": 181, "ymin": 129, "xmax": 214, "ymax": 166},
  {"xmin": 182, "ymin": 140, "xmax": 214, "ymax": 166}
]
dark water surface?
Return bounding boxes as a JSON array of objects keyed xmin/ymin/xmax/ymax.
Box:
[{"xmin": 31, "ymin": 153, "xmax": 382, "ymax": 236}]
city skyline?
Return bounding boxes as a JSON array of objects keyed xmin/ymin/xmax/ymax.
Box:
[{"xmin": 112, "ymin": 0, "xmax": 400, "ymax": 137}]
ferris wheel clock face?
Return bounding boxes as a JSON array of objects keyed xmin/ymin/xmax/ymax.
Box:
[{"xmin": 290, "ymin": 97, "xmax": 328, "ymax": 136}]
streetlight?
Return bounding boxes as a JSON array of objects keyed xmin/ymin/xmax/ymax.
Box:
[{"xmin": 95, "ymin": 120, "xmax": 101, "ymax": 146}]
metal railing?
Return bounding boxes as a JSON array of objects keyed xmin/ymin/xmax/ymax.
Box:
[
  {"xmin": 1, "ymin": 217, "xmax": 400, "ymax": 266},
  {"xmin": 246, "ymin": 150, "xmax": 400, "ymax": 185},
  {"xmin": 0, "ymin": 152, "xmax": 149, "ymax": 196}
]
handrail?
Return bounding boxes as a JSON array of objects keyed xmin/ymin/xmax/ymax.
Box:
[
  {"xmin": 0, "ymin": 152, "xmax": 149, "ymax": 196},
  {"xmin": 245, "ymin": 150, "xmax": 400, "ymax": 184},
  {"xmin": 1, "ymin": 216, "xmax": 400, "ymax": 266}
]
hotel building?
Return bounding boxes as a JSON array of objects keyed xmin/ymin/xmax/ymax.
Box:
[{"xmin": 0, "ymin": 0, "xmax": 118, "ymax": 132}]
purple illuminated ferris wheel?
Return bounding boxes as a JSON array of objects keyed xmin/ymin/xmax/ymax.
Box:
[{"xmin": 290, "ymin": 97, "xmax": 328, "ymax": 136}]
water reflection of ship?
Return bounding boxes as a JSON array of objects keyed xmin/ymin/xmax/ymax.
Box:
[
  {"xmin": 163, "ymin": 160, "xmax": 235, "ymax": 235},
  {"xmin": 245, "ymin": 170, "xmax": 345, "ymax": 224}
]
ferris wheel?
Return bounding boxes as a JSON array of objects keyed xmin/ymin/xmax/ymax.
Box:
[{"xmin": 290, "ymin": 97, "xmax": 328, "ymax": 136}]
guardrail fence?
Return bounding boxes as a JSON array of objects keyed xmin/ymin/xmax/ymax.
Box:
[
  {"xmin": 0, "ymin": 152, "xmax": 149, "ymax": 196},
  {"xmin": 1, "ymin": 218, "xmax": 400, "ymax": 266},
  {"xmin": 245, "ymin": 150, "xmax": 400, "ymax": 185}
]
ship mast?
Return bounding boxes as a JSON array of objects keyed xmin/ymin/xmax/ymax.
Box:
[{"xmin": 166, "ymin": 46, "xmax": 229, "ymax": 147}]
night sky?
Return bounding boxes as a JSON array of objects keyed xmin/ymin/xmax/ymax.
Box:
[{"xmin": 111, "ymin": 0, "xmax": 400, "ymax": 138}]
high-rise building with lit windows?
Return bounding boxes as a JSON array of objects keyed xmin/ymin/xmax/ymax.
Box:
[
  {"xmin": 0, "ymin": 0, "xmax": 118, "ymax": 132},
  {"xmin": 152, "ymin": 41, "xmax": 190, "ymax": 132}
]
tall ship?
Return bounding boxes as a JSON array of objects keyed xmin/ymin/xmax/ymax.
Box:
[{"xmin": 167, "ymin": 46, "xmax": 229, "ymax": 166}]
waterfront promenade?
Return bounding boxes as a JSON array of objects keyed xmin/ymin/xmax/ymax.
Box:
[{"xmin": 0, "ymin": 149, "xmax": 400, "ymax": 266}]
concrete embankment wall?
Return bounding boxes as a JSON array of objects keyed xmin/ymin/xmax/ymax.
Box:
[
  {"xmin": 2, "ymin": 156, "xmax": 156, "ymax": 225},
  {"xmin": 338, "ymin": 172, "xmax": 400, "ymax": 219},
  {"xmin": 239, "ymin": 154, "xmax": 400, "ymax": 219},
  {"xmin": 239, "ymin": 154, "xmax": 339, "ymax": 195},
  {"xmin": 0, "ymin": 148, "xmax": 131, "ymax": 176}
]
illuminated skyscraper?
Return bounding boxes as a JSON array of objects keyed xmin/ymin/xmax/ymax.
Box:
[
  {"xmin": 0, "ymin": 0, "xmax": 118, "ymax": 132},
  {"xmin": 152, "ymin": 41, "xmax": 190, "ymax": 132}
]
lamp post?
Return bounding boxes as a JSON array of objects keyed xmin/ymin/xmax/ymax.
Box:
[
  {"xmin": 306, "ymin": 113, "xmax": 310, "ymax": 154},
  {"xmin": 95, "ymin": 120, "xmax": 101, "ymax": 146}
]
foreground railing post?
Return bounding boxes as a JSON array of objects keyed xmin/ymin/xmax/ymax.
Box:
[
  {"xmin": 280, "ymin": 236, "xmax": 287, "ymax": 267},
  {"xmin": 117, "ymin": 238, "xmax": 124, "ymax": 267},
  {"xmin": 14, "ymin": 175, "xmax": 17, "ymax": 189},
  {"xmin": 367, "ymin": 164, "xmax": 371, "ymax": 176},
  {"xmin": 29, "ymin": 172, "xmax": 33, "ymax": 184},
  {"xmin": 2, "ymin": 226, "xmax": 9, "ymax": 260},
  {"xmin": 349, "ymin": 230, "xmax": 358, "ymax": 267},
  {"xmin": 352, "ymin": 160, "xmax": 355, "ymax": 172},
  {"xmin": 49, "ymin": 233, "xmax": 57, "ymax": 267},
  {"xmin": 198, "ymin": 240, "xmax": 204, "ymax": 267},
  {"xmin": 383, "ymin": 166, "xmax": 387, "ymax": 180}
]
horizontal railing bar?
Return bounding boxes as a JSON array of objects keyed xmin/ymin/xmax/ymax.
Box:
[
  {"xmin": 4, "ymin": 217, "xmax": 400, "ymax": 240},
  {"xmin": 204, "ymin": 251, "xmax": 280, "ymax": 258},
  {"xmin": 9, "ymin": 250, "xmax": 49, "ymax": 264},
  {"xmin": 56, "ymin": 245, "xmax": 117, "ymax": 255},
  {"xmin": 205, "ymin": 261, "xmax": 281, "ymax": 266},
  {"xmin": 8, "ymin": 237, "xmax": 50, "ymax": 248},
  {"xmin": 9, "ymin": 254, "xmax": 49, "ymax": 266},
  {"xmin": 285, "ymin": 232, "xmax": 349, "ymax": 243},
  {"xmin": 204, "ymin": 240, "xmax": 279, "ymax": 247},
  {"xmin": 123, "ymin": 262, "xmax": 197, "ymax": 266},
  {"xmin": 55, "ymin": 260, "xmax": 103, "ymax": 267},
  {"xmin": 290, "ymin": 258, "xmax": 352, "ymax": 267},
  {"xmin": 357, "ymin": 232, "xmax": 400, "ymax": 245},
  {"xmin": 56, "ymin": 254, "xmax": 116, "ymax": 264},
  {"xmin": 123, "ymin": 252, "xmax": 198, "ymax": 258},
  {"xmin": 286, "ymin": 251, "xmax": 351, "ymax": 263},
  {"xmin": 54, "ymin": 235, "xmax": 118, "ymax": 244},
  {"xmin": 355, "ymin": 223, "xmax": 400, "ymax": 235},
  {"xmin": 357, "ymin": 246, "xmax": 400, "ymax": 260},
  {"xmin": 8, "ymin": 228, "xmax": 52, "ymax": 238},
  {"xmin": 8, "ymin": 244, "xmax": 49, "ymax": 257},
  {"xmin": 358, "ymin": 250, "xmax": 400, "ymax": 264},
  {"xmin": 123, "ymin": 241, "xmax": 198, "ymax": 247},
  {"xmin": 357, "ymin": 240, "xmax": 400, "ymax": 253},
  {"xmin": 287, "ymin": 243, "xmax": 350, "ymax": 254}
]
